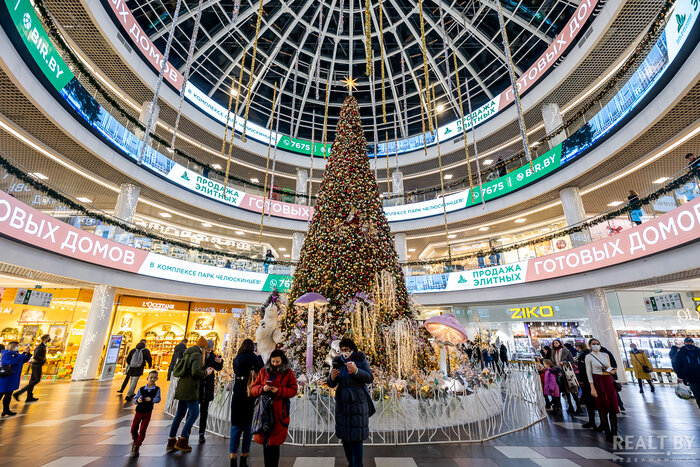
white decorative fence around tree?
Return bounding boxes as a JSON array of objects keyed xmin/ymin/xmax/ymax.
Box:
[{"xmin": 165, "ymin": 365, "xmax": 545, "ymax": 445}]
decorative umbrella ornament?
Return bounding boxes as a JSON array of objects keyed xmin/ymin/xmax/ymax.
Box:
[
  {"xmin": 424, "ymin": 313, "xmax": 468, "ymax": 375},
  {"xmin": 294, "ymin": 292, "xmax": 329, "ymax": 376}
]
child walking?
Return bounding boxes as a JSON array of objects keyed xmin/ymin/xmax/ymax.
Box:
[
  {"xmin": 130, "ymin": 370, "xmax": 161, "ymax": 457},
  {"xmin": 543, "ymin": 359, "xmax": 562, "ymax": 415}
]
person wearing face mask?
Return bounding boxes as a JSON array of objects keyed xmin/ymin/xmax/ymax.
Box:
[
  {"xmin": 0, "ymin": 341, "xmax": 31, "ymax": 416},
  {"xmin": 250, "ymin": 349, "xmax": 298, "ymax": 467},
  {"xmin": 551, "ymin": 339, "xmax": 582, "ymax": 414},
  {"xmin": 629, "ymin": 343, "xmax": 654, "ymax": 394},
  {"xmin": 328, "ymin": 338, "xmax": 376, "ymax": 467},
  {"xmin": 198, "ymin": 340, "xmax": 224, "ymax": 444},
  {"xmin": 585, "ymin": 338, "xmax": 619, "ymax": 441}
]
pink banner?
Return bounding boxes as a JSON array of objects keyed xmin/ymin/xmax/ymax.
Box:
[
  {"xmin": 0, "ymin": 191, "xmax": 148, "ymax": 273},
  {"xmin": 527, "ymin": 196, "xmax": 700, "ymax": 282},
  {"xmin": 497, "ymin": 0, "xmax": 599, "ymax": 109},
  {"xmin": 239, "ymin": 193, "xmax": 314, "ymax": 221},
  {"xmin": 106, "ymin": 0, "xmax": 185, "ymax": 90}
]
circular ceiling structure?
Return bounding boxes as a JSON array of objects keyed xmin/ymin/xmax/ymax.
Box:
[{"xmin": 126, "ymin": 0, "xmax": 578, "ymax": 145}]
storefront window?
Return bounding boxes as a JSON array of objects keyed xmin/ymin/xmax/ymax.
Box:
[
  {"xmin": 187, "ymin": 302, "xmax": 245, "ymax": 353},
  {"xmin": 0, "ymin": 287, "xmax": 92, "ymax": 379}
]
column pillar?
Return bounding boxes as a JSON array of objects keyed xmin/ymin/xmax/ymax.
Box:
[
  {"xmin": 295, "ymin": 168, "xmax": 308, "ymax": 205},
  {"xmin": 72, "ymin": 285, "xmax": 117, "ymax": 381},
  {"xmin": 391, "ymin": 170, "xmax": 404, "ymax": 206},
  {"xmin": 559, "ymin": 187, "xmax": 591, "ymax": 247},
  {"xmin": 109, "ymin": 183, "xmax": 141, "ymax": 241},
  {"xmin": 542, "ymin": 103, "xmax": 566, "ymax": 149},
  {"xmin": 583, "ymin": 288, "xmax": 627, "ymax": 383},
  {"xmin": 291, "ymin": 232, "xmax": 306, "ymax": 273},
  {"xmin": 394, "ymin": 232, "xmax": 408, "ymax": 274}
]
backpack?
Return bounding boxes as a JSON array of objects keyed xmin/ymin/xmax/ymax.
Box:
[
  {"xmin": 130, "ymin": 348, "xmax": 144, "ymax": 368},
  {"xmin": 252, "ymin": 395, "xmax": 275, "ymax": 435},
  {"xmin": 172, "ymin": 352, "xmax": 191, "ymax": 378}
]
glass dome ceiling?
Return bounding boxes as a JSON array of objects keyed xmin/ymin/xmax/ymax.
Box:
[{"xmin": 127, "ymin": 0, "xmax": 578, "ymax": 144}]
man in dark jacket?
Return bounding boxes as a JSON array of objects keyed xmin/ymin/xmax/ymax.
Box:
[
  {"xmin": 167, "ymin": 337, "xmax": 213, "ymax": 453},
  {"xmin": 119, "ymin": 340, "xmax": 153, "ymax": 402},
  {"xmin": 675, "ymin": 337, "xmax": 700, "ymax": 407},
  {"xmin": 327, "ymin": 338, "xmax": 375, "ymax": 467},
  {"xmin": 14, "ymin": 334, "xmax": 50, "ymax": 402},
  {"xmin": 499, "ymin": 344, "xmax": 509, "ymax": 367},
  {"xmin": 168, "ymin": 339, "xmax": 188, "ymax": 381},
  {"xmin": 198, "ymin": 339, "xmax": 223, "ymax": 444}
]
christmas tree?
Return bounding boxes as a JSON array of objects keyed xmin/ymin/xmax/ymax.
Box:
[{"xmin": 284, "ymin": 95, "xmax": 411, "ymax": 366}]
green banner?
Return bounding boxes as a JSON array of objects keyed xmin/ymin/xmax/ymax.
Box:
[
  {"xmin": 277, "ymin": 135, "xmax": 331, "ymax": 157},
  {"xmin": 5, "ymin": 0, "xmax": 74, "ymax": 91},
  {"xmin": 262, "ymin": 274, "xmax": 293, "ymax": 292},
  {"xmin": 467, "ymin": 144, "xmax": 562, "ymax": 206}
]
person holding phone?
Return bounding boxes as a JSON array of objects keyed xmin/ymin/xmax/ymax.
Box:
[
  {"xmin": 250, "ymin": 349, "xmax": 297, "ymax": 467},
  {"xmin": 585, "ymin": 338, "xmax": 619, "ymax": 441},
  {"xmin": 327, "ymin": 338, "xmax": 375, "ymax": 467}
]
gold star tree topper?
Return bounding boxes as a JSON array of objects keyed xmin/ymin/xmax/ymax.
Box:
[{"xmin": 342, "ymin": 75, "xmax": 358, "ymax": 92}]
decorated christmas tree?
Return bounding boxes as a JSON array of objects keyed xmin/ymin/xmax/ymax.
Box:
[{"xmin": 283, "ymin": 95, "xmax": 412, "ymax": 367}]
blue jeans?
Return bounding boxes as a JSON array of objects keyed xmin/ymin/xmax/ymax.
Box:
[
  {"xmin": 169, "ymin": 400, "xmax": 200, "ymax": 439},
  {"xmin": 230, "ymin": 424, "xmax": 252, "ymax": 455},
  {"xmin": 342, "ymin": 439, "xmax": 364, "ymax": 467}
]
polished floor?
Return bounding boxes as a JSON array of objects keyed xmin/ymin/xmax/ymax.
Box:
[{"xmin": 0, "ymin": 375, "xmax": 697, "ymax": 466}]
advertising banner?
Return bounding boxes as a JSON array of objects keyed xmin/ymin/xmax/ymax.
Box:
[
  {"xmin": 526, "ymin": 196, "xmax": 700, "ymax": 281},
  {"xmin": 5, "ymin": 0, "xmax": 74, "ymax": 91}
]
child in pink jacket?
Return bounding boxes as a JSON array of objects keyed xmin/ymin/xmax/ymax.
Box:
[{"xmin": 543, "ymin": 359, "xmax": 562, "ymax": 415}]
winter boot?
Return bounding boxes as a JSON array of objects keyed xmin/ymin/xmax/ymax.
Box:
[
  {"xmin": 174, "ymin": 437, "xmax": 192, "ymax": 452},
  {"xmin": 130, "ymin": 443, "xmax": 140, "ymax": 458},
  {"xmin": 166, "ymin": 437, "xmax": 177, "ymax": 452},
  {"xmin": 199, "ymin": 433, "xmax": 206, "ymax": 444}
]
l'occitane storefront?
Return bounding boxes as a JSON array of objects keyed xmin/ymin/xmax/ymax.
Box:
[
  {"xmin": 0, "ymin": 287, "xmax": 94, "ymax": 379},
  {"xmin": 109, "ymin": 296, "xmax": 245, "ymax": 373}
]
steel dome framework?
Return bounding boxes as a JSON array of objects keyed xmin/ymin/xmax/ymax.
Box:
[{"xmin": 126, "ymin": 0, "xmax": 578, "ymax": 145}]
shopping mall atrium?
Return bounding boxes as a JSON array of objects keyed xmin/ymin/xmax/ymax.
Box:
[{"xmin": 0, "ymin": 0, "xmax": 698, "ymax": 465}]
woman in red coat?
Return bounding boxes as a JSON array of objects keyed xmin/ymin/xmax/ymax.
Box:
[{"xmin": 250, "ymin": 349, "xmax": 298, "ymax": 467}]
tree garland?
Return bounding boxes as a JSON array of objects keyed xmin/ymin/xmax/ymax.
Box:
[
  {"xmin": 405, "ymin": 169, "xmax": 696, "ymax": 267},
  {"xmin": 0, "ymin": 152, "xmax": 293, "ymax": 266}
]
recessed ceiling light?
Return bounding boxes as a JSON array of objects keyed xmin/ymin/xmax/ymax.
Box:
[
  {"xmin": 236, "ymin": 231, "xmax": 245, "ymax": 235},
  {"xmin": 159, "ymin": 212, "xmax": 172, "ymax": 218},
  {"xmin": 76, "ymin": 197, "xmax": 92, "ymax": 203},
  {"xmin": 212, "ymin": 164, "xmax": 222, "ymax": 170},
  {"xmin": 283, "ymin": 254, "xmax": 290, "ymax": 258},
  {"xmin": 250, "ymin": 178, "xmax": 259, "ymax": 183},
  {"xmin": 478, "ymin": 226, "xmax": 490, "ymax": 231},
  {"xmin": 201, "ymin": 222, "xmax": 212, "ymax": 227},
  {"xmin": 444, "ymin": 174, "xmax": 453, "ymax": 180},
  {"xmin": 607, "ymin": 201, "xmax": 623, "ymax": 207},
  {"xmin": 514, "ymin": 218, "xmax": 527, "ymax": 223},
  {"xmin": 652, "ymin": 177, "xmax": 669, "ymax": 184},
  {"xmin": 230, "ymin": 88, "xmax": 238, "ymax": 96},
  {"xmin": 437, "ymin": 104, "xmax": 445, "ymax": 112},
  {"xmin": 408, "ymin": 248, "xmax": 416, "ymax": 252},
  {"xmin": 278, "ymin": 247, "xmax": 287, "ymax": 251},
  {"xmin": 483, "ymin": 159, "xmax": 493, "ymax": 166},
  {"xmin": 448, "ymin": 234, "xmax": 457, "ymax": 238},
  {"xmin": 31, "ymin": 172, "xmax": 48, "ymax": 180}
]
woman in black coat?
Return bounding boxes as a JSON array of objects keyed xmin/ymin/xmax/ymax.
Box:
[
  {"xmin": 198, "ymin": 340, "xmax": 224, "ymax": 444},
  {"xmin": 327, "ymin": 338, "xmax": 375, "ymax": 467},
  {"xmin": 229, "ymin": 339, "xmax": 263, "ymax": 467},
  {"xmin": 575, "ymin": 342, "xmax": 597, "ymax": 429}
]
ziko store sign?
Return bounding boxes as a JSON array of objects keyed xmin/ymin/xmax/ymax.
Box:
[{"xmin": 0, "ymin": 191, "xmax": 291, "ymax": 292}]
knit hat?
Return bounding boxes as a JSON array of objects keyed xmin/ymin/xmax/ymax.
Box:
[
  {"xmin": 196, "ymin": 336, "xmax": 208, "ymax": 348},
  {"xmin": 206, "ymin": 339, "xmax": 215, "ymax": 349},
  {"xmin": 685, "ymin": 337, "xmax": 695, "ymax": 344}
]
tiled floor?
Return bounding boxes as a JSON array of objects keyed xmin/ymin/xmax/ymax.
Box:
[{"xmin": 0, "ymin": 377, "xmax": 698, "ymax": 466}]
